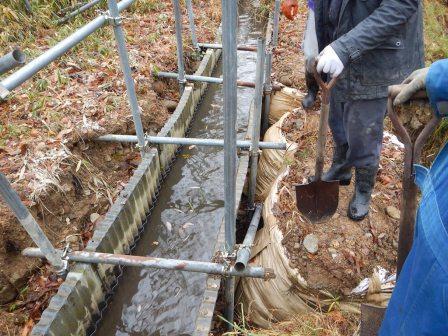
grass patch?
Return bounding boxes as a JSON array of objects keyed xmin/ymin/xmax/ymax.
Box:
[
  {"xmin": 220, "ymin": 309, "xmax": 358, "ymax": 336},
  {"xmin": 423, "ymin": 0, "xmax": 448, "ymax": 163}
]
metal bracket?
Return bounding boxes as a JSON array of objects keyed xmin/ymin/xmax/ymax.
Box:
[
  {"xmin": 104, "ymin": 11, "xmax": 123, "ymax": 26},
  {"xmin": 56, "ymin": 243, "xmax": 70, "ymax": 277}
]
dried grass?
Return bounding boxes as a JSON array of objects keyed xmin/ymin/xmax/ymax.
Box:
[{"xmin": 222, "ymin": 307, "xmax": 359, "ymax": 336}]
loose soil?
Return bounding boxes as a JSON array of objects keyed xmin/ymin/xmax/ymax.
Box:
[
  {"xmin": 0, "ymin": 1, "xmax": 220, "ymax": 334},
  {"xmin": 276, "ymin": 108, "xmax": 402, "ymax": 294}
]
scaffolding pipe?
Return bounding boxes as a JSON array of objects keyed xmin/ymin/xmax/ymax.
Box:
[
  {"xmin": 0, "ymin": 0, "xmax": 136, "ymax": 99},
  {"xmin": 172, "ymin": 0, "xmax": 186, "ymax": 94},
  {"xmin": 96, "ymin": 134, "xmax": 287, "ymax": 150},
  {"xmin": 56, "ymin": 0, "xmax": 102, "ymax": 25},
  {"xmin": 0, "ymin": 49, "xmax": 26, "ymax": 76},
  {"xmin": 221, "ymin": 0, "xmax": 238, "ymax": 325},
  {"xmin": 186, "ymin": 0, "xmax": 199, "ymax": 50},
  {"xmin": 23, "ymin": 248, "xmax": 275, "ymax": 280},
  {"xmin": 0, "ymin": 174, "xmax": 66, "ymax": 273},
  {"xmin": 272, "ymin": 0, "xmax": 281, "ymax": 47},
  {"xmin": 235, "ymin": 204, "xmax": 262, "ymax": 272},
  {"xmin": 248, "ymin": 38, "xmax": 266, "ymax": 209},
  {"xmin": 157, "ymin": 71, "xmax": 282, "ymax": 91},
  {"xmin": 23, "ymin": 0, "xmax": 32, "ymax": 14},
  {"xmin": 106, "ymin": 0, "xmax": 146, "ymax": 152},
  {"xmin": 60, "ymin": 1, "xmax": 87, "ymax": 14},
  {"xmin": 197, "ymin": 43, "xmax": 257, "ymax": 52},
  {"xmin": 262, "ymin": 1, "xmax": 281, "ymax": 134}
]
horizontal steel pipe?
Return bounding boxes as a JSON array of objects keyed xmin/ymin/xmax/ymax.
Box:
[
  {"xmin": 96, "ymin": 134, "xmax": 287, "ymax": 150},
  {"xmin": 157, "ymin": 71, "xmax": 282, "ymax": 91},
  {"xmin": 23, "ymin": 248, "xmax": 275, "ymax": 280},
  {"xmin": 56, "ymin": 0, "xmax": 102, "ymax": 25},
  {"xmin": 0, "ymin": 0, "xmax": 136, "ymax": 98},
  {"xmin": 198, "ymin": 43, "xmax": 257, "ymax": 52},
  {"xmin": 0, "ymin": 49, "xmax": 26, "ymax": 76},
  {"xmin": 235, "ymin": 204, "xmax": 262, "ymax": 271}
]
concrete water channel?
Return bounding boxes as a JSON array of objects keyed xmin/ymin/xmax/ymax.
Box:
[{"xmin": 94, "ymin": 3, "xmax": 266, "ymax": 335}]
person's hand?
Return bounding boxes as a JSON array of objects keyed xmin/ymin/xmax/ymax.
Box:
[
  {"xmin": 394, "ymin": 67, "xmax": 429, "ymax": 105},
  {"xmin": 316, "ymin": 46, "xmax": 344, "ymax": 77},
  {"xmin": 281, "ymin": 0, "xmax": 299, "ymax": 20}
]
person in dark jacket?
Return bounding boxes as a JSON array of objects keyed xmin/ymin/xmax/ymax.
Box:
[{"xmin": 314, "ymin": 0, "xmax": 424, "ymax": 220}]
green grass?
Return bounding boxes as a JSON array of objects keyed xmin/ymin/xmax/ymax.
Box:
[
  {"xmin": 424, "ymin": 0, "xmax": 448, "ymax": 64},
  {"xmin": 423, "ymin": 0, "xmax": 448, "ymax": 163}
]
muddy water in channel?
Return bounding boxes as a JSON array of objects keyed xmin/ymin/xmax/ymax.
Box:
[{"xmin": 95, "ymin": 2, "xmax": 264, "ymax": 335}]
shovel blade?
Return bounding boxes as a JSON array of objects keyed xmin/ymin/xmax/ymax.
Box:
[
  {"xmin": 360, "ymin": 304, "xmax": 386, "ymax": 336},
  {"xmin": 295, "ymin": 179, "xmax": 339, "ymax": 223}
]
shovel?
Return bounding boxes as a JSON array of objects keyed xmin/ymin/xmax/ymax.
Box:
[
  {"xmin": 387, "ymin": 85, "xmax": 441, "ymax": 275},
  {"xmin": 295, "ymin": 67, "xmax": 339, "ymax": 223}
]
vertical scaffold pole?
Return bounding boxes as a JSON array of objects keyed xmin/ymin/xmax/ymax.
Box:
[
  {"xmin": 186, "ymin": 0, "xmax": 199, "ymax": 50},
  {"xmin": 248, "ymin": 38, "xmax": 266, "ymax": 209},
  {"xmin": 221, "ymin": 0, "xmax": 238, "ymax": 326},
  {"xmin": 272, "ymin": 0, "xmax": 281, "ymax": 47},
  {"xmin": 262, "ymin": 0, "xmax": 281, "ymax": 134},
  {"xmin": 107, "ymin": 0, "xmax": 146, "ymax": 153},
  {"xmin": 0, "ymin": 173, "xmax": 66, "ymax": 273},
  {"xmin": 172, "ymin": 0, "xmax": 187, "ymax": 94}
]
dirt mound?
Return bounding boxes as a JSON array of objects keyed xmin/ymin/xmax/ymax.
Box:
[
  {"xmin": 238, "ymin": 109, "xmax": 403, "ymax": 327},
  {"xmin": 275, "ymin": 110, "xmax": 402, "ymax": 292}
]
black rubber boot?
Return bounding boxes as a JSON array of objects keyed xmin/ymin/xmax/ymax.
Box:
[
  {"xmin": 348, "ymin": 166, "xmax": 379, "ymax": 221},
  {"xmin": 302, "ymin": 70, "xmax": 319, "ymax": 109},
  {"xmin": 322, "ymin": 143, "xmax": 352, "ymax": 185}
]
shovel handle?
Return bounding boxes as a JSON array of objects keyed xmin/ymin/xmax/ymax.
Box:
[
  {"xmin": 387, "ymin": 87, "xmax": 441, "ymax": 276},
  {"xmin": 312, "ymin": 63, "xmax": 338, "ymax": 105},
  {"xmin": 312, "ymin": 62, "xmax": 338, "ymax": 179}
]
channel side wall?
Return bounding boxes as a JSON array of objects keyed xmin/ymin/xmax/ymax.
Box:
[
  {"xmin": 30, "ymin": 46, "xmax": 222, "ymax": 336},
  {"xmin": 194, "ymin": 100, "xmax": 255, "ymax": 335}
]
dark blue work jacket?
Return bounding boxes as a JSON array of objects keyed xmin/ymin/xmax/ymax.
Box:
[{"xmin": 380, "ymin": 142, "xmax": 448, "ymax": 335}]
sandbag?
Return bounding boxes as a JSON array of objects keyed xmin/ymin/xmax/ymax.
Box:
[
  {"xmin": 255, "ymin": 113, "xmax": 299, "ymax": 202},
  {"xmin": 238, "ymin": 169, "xmax": 395, "ymax": 328},
  {"xmin": 269, "ymin": 87, "xmax": 305, "ymax": 125}
]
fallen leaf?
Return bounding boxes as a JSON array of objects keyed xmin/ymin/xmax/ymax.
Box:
[
  {"xmin": 21, "ymin": 319, "xmax": 34, "ymax": 336},
  {"xmin": 90, "ymin": 213, "xmax": 101, "ymax": 223}
]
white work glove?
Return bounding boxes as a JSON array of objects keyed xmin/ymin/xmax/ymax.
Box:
[
  {"xmin": 394, "ymin": 67, "xmax": 429, "ymax": 105},
  {"xmin": 316, "ymin": 46, "xmax": 344, "ymax": 77}
]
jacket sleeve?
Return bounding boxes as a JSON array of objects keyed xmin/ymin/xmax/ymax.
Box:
[
  {"xmin": 330, "ymin": 0, "xmax": 419, "ymax": 65},
  {"xmin": 426, "ymin": 59, "xmax": 448, "ymax": 118}
]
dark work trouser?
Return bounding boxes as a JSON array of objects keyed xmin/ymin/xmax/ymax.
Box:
[{"xmin": 329, "ymin": 95, "xmax": 387, "ymax": 168}]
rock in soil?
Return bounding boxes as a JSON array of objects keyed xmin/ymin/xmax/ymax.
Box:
[
  {"xmin": 0, "ymin": 277, "xmax": 16, "ymax": 304},
  {"xmin": 386, "ymin": 206, "xmax": 401, "ymax": 220},
  {"xmin": 163, "ymin": 99, "xmax": 178, "ymax": 112},
  {"xmin": 271, "ymin": 110, "xmax": 403, "ymax": 292},
  {"xmin": 303, "ymin": 234, "xmax": 319, "ymax": 254}
]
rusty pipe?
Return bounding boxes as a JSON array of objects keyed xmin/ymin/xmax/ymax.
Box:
[{"xmin": 23, "ymin": 248, "xmax": 276, "ymax": 280}]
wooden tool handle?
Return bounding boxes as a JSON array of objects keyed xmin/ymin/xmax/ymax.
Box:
[{"xmin": 312, "ymin": 62, "xmax": 337, "ymax": 179}]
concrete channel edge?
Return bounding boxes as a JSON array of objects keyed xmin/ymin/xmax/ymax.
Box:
[{"xmin": 30, "ymin": 45, "xmax": 222, "ymax": 336}]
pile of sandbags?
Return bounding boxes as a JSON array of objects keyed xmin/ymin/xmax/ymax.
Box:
[
  {"xmin": 255, "ymin": 112, "xmax": 299, "ymax": 202},
  {"xmin": 238, "ymin": 167, "xmax": 397, "ymax": 328},
  {"xmin": 269, "ymin": 87, "xmax": 305, "ymax": 125}
]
